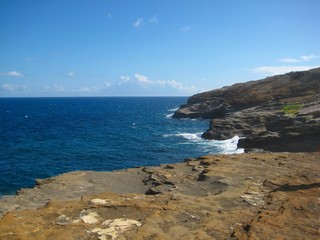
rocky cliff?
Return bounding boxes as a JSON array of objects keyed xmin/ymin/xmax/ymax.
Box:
[{"xmin": 173, "ymin": 68, "xmax": 320, "ymax": 152}]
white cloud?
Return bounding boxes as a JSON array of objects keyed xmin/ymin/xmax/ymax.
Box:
[
  {"xmin": 77, "ymin": 87, "xmax": 93, "ymax": 93},
  {"xmin": 134, "ymin": 73, "xmax": 166, "ymax": 86},
  {"xmin": 280, "ymin": 54, "xmax": 318, "ymax": 63},
  {"xmin": 166, "ymin": 80, "xmax": 184, "ymax": 89},
  {"xmin": 0, "ymin": 71, "xmax": 24, "ymax": 77},
  {"xmin": 66, "ymin": 72, "xmax": 75, "ymax": 77},
  {"xmin": 149, "ymin": 15, "xmax": 159, "ymax": 23},
  {"xmin": 42, "ymin": 83, "xmax": 112, "ymax": 94},
  {"xmin": 104, "ymin": 82, "xmax": 111, "ymax": 88},
  {"xmin": 134, "ymin": 15, "xmax": 158, "ymax": 28},
  {"xmin": 250, "ymin": 66, "xmax": 320, "ymax": 76},
  {"xmin": 134, "ymin": 73, "xmax": 198, "ymax": 92},
  {"xmin": 167, "ymin": 80, "xmax": 198, "ymax": 91},
  {"xmin": 119, "ymin": 75, "xmax": 130, "ymax": 86},
  {"xmin": 75, "ymin": 82, "xmax": 111, "ymax": 93},
  {"xmin": 300, "ymin": 55, "xmax": 318, "ymax": 61},
  {"xmin": 280, "ymin": 58, "xmax": 301, "ymax": 63},
  {"xmin": 180, "ymin": 26, "xmax": 190, "ymax": 32},
  {"xmin": 1, "ymin": 83, "xmax": 28, "ymax": 91},
  {"xmin": 120, "ymin": 75, "xmax": 130, "ymax": 82},
  {"xmin": 133, "ymin": 18, "xmax": 144, "ymax": 28},
  {"xmin": 53, "ymin": 84, "xmax": 65, "ymax": 92},
  {"xmin": 134, "ymin": 73, "xmax": 150, "ymax": 84}
]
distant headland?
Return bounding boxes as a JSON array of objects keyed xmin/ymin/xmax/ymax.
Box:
[{"xmin": 173, "ymin": 67, "xmax": 320, "ymax": 152}]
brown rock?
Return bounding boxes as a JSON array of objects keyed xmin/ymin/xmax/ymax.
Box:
[{"xmin": 0, "ymin": 153, "xmax": 319, "ymax": 239}]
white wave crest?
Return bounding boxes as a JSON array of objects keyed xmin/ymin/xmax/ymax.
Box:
[
  {"xmin": 212, "ymin": 135, "xmax": 244, "ymax": 154},
  {"xmin": 168, "ymin": 107, "xmax": 179, "ymax": 112},
  {"xmin": 176, "ymin": 133, "xmax": 203, "ymax": 140},
  {"xmin": 163, "ymin": 132, "xmax": 203, "ymax": 140},
  {"xmin": 164, "ymin": 133, "xmax": 244, "ymax": 154},
  {"xmin": 165, "ymin": 107, "xmax": 179, "ymax": 118}
]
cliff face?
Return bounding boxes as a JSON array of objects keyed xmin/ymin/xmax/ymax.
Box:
[{"xmin": 173, "ymin": 68, "xmax": 320, "ymax": 152}]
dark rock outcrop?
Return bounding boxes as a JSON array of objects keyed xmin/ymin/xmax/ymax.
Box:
[{"xmin": 173, "ymin": 68, "xmax": 320, "ymax": 152}]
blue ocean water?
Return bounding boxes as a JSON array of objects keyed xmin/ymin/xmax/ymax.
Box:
[{"xmin": 0, "ymin": 97, "xmax": 241, "ymax": 197}]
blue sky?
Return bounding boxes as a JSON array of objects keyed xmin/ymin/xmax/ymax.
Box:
[{"xmin": 1, "ymin": 0, "xmax": 320, "ymax": 97}]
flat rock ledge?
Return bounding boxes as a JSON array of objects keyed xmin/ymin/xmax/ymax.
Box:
[{"xmin": 0, "ymin": 153, "xmax": 319, "ymax": 240}]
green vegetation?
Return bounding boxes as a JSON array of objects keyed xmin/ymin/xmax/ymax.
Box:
[{"xmin": 281, "ymin": 104, "xmax": 302, "ymax": 116}]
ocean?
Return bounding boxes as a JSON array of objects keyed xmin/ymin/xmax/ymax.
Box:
[{"xmin": 0, "ymin": 97, "xmax": 242, "ymax": 197}]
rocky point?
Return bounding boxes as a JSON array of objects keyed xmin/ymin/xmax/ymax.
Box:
[{"xmin": 173, "ymin": 67, "xmax": 320, "ymax": 152}]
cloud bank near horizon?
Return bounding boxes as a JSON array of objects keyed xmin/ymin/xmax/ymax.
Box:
[
  {"xmin": 250, "ymin": 54, "xmax": 319, "ymax": 76},
  {"xmin": 0, "ymin": 72, "xmax": 199, "ymax": 96}
]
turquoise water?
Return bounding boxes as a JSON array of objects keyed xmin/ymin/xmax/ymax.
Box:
[{"xmin": 0, "ymin": 97, "xmax": 240, "ymax": 196}]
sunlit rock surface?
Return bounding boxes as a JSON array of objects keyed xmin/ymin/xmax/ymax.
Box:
[{"xmin": 0, "ymin": 153, "xmax": 319, "ymax": 239}]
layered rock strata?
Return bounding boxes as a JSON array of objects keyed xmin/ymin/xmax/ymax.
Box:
[
  {"xmin": 0, "ymin": 153, "xmax": 319, "ymax": 239},
  {"xmin": 173, "ymin": 68, "xmax": 320, "ymax": 152}
]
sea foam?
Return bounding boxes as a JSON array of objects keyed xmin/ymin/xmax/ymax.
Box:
[
  {"xmin": 165, "ymin": 107, "xmax": 179, "ymax": 118},
  {"xmin": 212, "ymin": 135, "xmax": 244, "ymax": 154},
  {"xmin": 164, "ymin": 133, "xmax": 243, "ymax": 154},
  {"xmin": 164, "ymin": 132, "xmax": 203, "ymax": 140}
]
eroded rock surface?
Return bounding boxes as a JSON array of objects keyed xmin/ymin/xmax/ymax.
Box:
[
  {"xmin": 173, "ymin": 68, "xmax": 320, "ymax": 152},
  {"xmin": 0, "ymin": 153, "xmax": 319, "ymax": 239}
]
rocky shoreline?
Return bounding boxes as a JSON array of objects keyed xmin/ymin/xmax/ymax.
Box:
[
  {"xmin": 173, "ymin": 68, "xmax": 320, "ymax": 152},
  {"xmin": 0, "ymin": 152, "xmax": 319, "ymax": 239},
  {"xmin": 1, "ymin": 69, "xmax": 319, "ymax": 239}
]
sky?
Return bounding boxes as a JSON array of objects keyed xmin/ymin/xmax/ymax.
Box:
[{"xmin": 1, "ymin": 0, "xmax": 320, "ymax": 97}]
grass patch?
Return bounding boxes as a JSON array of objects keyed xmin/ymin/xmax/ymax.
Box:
[{"xmin": 281, "ymin": 104, "xmax": 302, "ymax": 116}]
